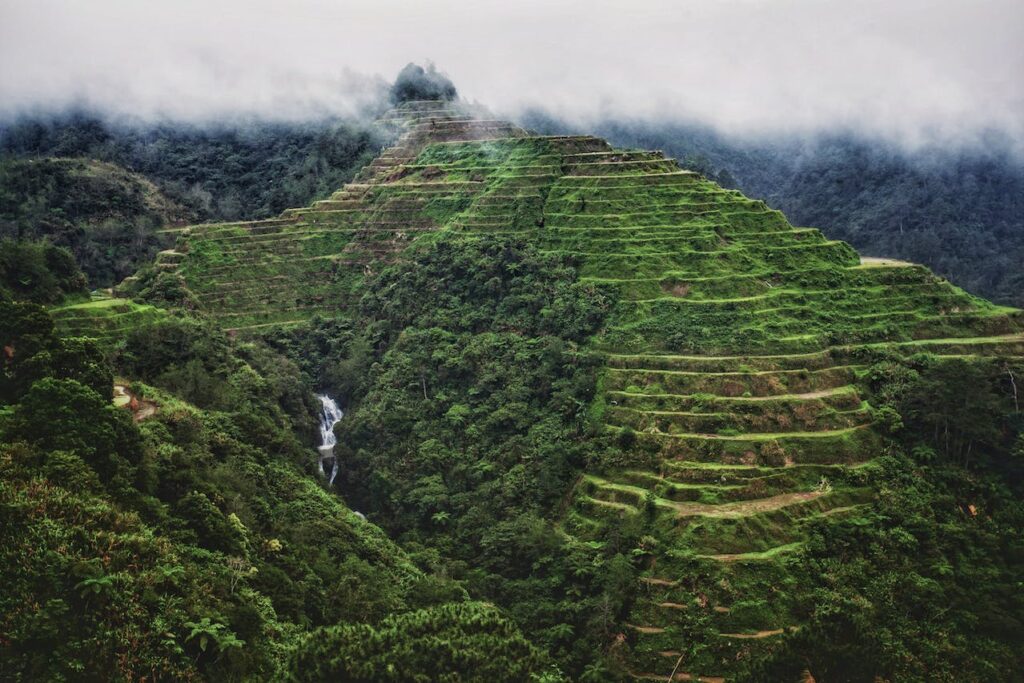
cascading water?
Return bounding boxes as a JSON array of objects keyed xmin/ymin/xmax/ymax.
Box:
[{"xmin": 316, "ymin": 394, "xmax": 344, "ymax": 486}]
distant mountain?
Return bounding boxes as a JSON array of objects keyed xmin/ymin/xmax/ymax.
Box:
[
  {"xmin": 0, "ymin": 111, "xmax": 384, "ymax": 224},
  {"xmin": 0, "ymin": 157, "xmax": 190, "ymax": 287},
  {"xmin": 520, "ymin": 112, "xmax": 1024, "ymax": 308}
]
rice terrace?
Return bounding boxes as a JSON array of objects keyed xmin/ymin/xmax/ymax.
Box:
[{"xmin": 2, "ymin": 2, "xmax": 1023, "ymax": 681}]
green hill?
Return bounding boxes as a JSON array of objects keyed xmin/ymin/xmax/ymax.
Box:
[
  {"xmin": 11, "ymin": 100, "xmax": 1023, "ymax": 681},
  {"xmin": 521, "ymin": 113, "xmax": 1024, "ymax": 309}
]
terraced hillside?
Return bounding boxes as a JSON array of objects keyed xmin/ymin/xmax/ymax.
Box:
[
  {"xmin": 131, "ymin": 101, "xmax": 1024, "ymax": 679},
  {"xmin": 391, "ymin": 130, "xmax": 1021, "ymax": 679},
  {"xmin": 50, "ymin": 291, "xmax": 168, "ymax": 343},
  {"xmin": 144, "ymin": 101, "xmax": 527, "ymax": 331}
]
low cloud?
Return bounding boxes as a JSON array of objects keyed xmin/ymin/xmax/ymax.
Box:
[{"xmin": 1, "ymin": 0, "xmax": 1021, "ymax": 147}]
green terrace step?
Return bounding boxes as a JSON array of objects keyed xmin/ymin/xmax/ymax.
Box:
[
  {"xmin": 50, "ymin": 296, "xmax": 169, "ymax": 342},
  {"xmin": 625, "ymin": 424, "xmax": 882, "ymax": 465},
  {"xmin": 696, "ymin": 541, "xmax": 805, "ymax": 562},
  {"xmin": 596, "ymin": 467, "xmax": 853, "ymax": 504},
  {"xmin": 535, "ymin": 231, "xmax": 829, "ymax": 252},
  {"xmin": 670, "ymin": 493, "xmax": 874, "ymax": 558},
  {"xmin": 604, "ymin": 365, "xmax": 859, "ymax": 397},
  {"xmin": 626, "ymin": 489, "xmax": 874, "ymax": 558},
  {"xmin": 551, "ymin": 244, "xmax": 861, "ymax": 279},
  {"xmin": 603, "ymin": 404, "xmax": 871, "ymax": 434},
  {"xmin": 223, "ymin": 319, "xmax": 322, "ymax": 332},
  {"xmin": 557, "ymin": 170, "xmax": 700, "ymax": 183},
  {"xmin": 605, "ymin": 350, "xmax": 848, "ymax": 372},
  {"xmin": 602, "ymin": 309, "xmax": 1022, "ymax": 356},
  {"xmin": 658, "ymin": 460, "xmax": 871, "ymax": 484},
  {"xmin": 578, "ymin": 475, "xmax": 868, "ymax": 523},
  {"xmin": 864, "ymin": 333, "xmax": 1024, "ymax": 357},
  {"xmin": 617, "ymin": 423, "xmax": 874, "ymax": 444},
  {"xmin": 562, "ymin": 159, "xmax": 682, "ymax": 175},
  {"xmin": 541, "ymin": 209, "xmax": 785, "ymax": 228},
  {"xmin": 581, "ymin": 261, "xmax": 958, "ymax": 299},
  {"xmin": 602, "ymin": 335, "xmax": 1024, "ymax": 372},
  {"xmin": 543, "ymin": 194, "xmax": 769, "ymax": 210},
  {"xmin": 614, "ymin": 284, "xmax": 974, "ymax": 314},
  {"xmin": 624, "ymin": 279, "xmax": 979, "ymax": 306},
  {"xmin": 561, "ymin": 151, "xmax": 667, "ymax": 163}
]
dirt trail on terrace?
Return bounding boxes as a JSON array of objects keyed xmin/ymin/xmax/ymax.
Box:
[
  {"xmin": 719, "ymin": 628, "xmax": 786, "ymax": 639},
  {"xmin": 859, "ymin": 256, "xmax": 913, "ymax": 267},
  {"xmin": 739, "ymin": 387, "xmax": 851, "ymax": 401},
  {"xmin": 663, "ymin": 490, "xmax": 825, "ymax": 518},
  {"xmin": 641, "ymin": 577, "xmax": 678, "ymax": 587},
  {"xmin": 634, "ymin": 672, "xmax": 726, "ymax": 683},
  {"xmin": 113, "ymin": 383, "xmax": 157, "ymax": 422}
]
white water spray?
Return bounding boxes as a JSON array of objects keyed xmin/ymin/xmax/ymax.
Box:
[{"xmin": 316, "ymin": 394, "xmax": 344, "ymax": 486}]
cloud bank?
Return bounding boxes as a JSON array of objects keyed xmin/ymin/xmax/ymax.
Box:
[{"xmin": 1, "ymin": 0, "xmax": 1021, "ymax": 146}]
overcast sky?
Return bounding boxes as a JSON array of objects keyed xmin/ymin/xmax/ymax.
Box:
[{"xmin": 1, "ymin": 0, "xmax": 1021, "ymax": 147}]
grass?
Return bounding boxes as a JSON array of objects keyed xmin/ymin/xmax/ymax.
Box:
[
  {"xmin": 50, "ymin": 294, "xmax": 168, "ymax": 343},
  {"xmin": 697, "ymin": 542, "xmax": 804, "ymax": 562}
]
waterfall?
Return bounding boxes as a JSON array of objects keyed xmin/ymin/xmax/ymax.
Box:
[{"xmin": 316, "ymin": 394, "xmax": 344, "ymax": 486}]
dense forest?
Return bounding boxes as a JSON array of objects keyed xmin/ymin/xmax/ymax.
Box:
[
  {"xmin": 0, "ymin": 112, "xmax": 383, "ymax": 222},
  {"xmin": 521, "ymin": 113, "xmax": 1024, "ymax": 308},
  {"xmin": 2, "ymin": 230, "xmax": 1022, "ymax": 680},
  {"xmin": 0, "ymin": 157, "xmax": 189, "ymax": 287},
  {"xmin": 1, "ymin": 242, "xmax": 558, "ymax": 681}
]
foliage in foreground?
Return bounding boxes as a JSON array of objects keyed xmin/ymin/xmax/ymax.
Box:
[
  {"xmin": 289, "ymin": 602, "xmax": 553, "ymax": 682},
  {"xmin": 0, "ymin": 295, "xmax": 550, "ymax": 681}
]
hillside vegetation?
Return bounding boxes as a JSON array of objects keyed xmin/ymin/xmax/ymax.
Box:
[
  {"xmin": 2, "ymin": 99, "xmax": 1022, "ymax": 682},
  {"xmin": 0, "ymin": 296, "xmax": 555, "ymax": 680},
  {"xmin": 1, "ymin": 113, "xmax": 384, "ymax": 223},
  {"xmin": 0, "ymin": 157, "xmax": 189, "ymax": 287},
  {"xmin": 522, "ymin": 114, "xmax": 1024, "ymax": 309}
]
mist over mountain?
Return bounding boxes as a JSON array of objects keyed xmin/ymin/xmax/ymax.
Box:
[
  {"xmin": 2, "ymin": 0, "xmax": 1022, "ymax": 151},
  {"xmin": 4, "ymin": 94, "xmax": 1019, "ymax": 307},
  {"xmin": 0, "ymin": 108, "xmax": 384, "ymax": 218}
]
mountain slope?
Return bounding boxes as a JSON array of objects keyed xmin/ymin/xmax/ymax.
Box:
[
  {"xmin": 0, "ymin": 112, "xmax": 385, "ymax": 224},
  {"xmin": 118, "ymin": 101, "xmax": 1024, "ymax": 680},
  {"xmin": 0, "ymin": 157, "xmax": 190, "ymax": 287},
  {"xmin": 0, "ymin": 299, "xmax": 491, "ymax": 680},
  {"xmin": 519, "ymin": 114, "xmax": 1024, "ymax": 309}
]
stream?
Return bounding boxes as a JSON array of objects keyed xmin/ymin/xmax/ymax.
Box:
[{"xmin": 316, "ymin": 394, "xmax": 344, "ymax": 486}]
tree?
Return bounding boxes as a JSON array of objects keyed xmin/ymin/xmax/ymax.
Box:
[
  {"xmin": 0, "ymin": 239, "xmax": 86, "ymax": 304},
  {"xmin": 899, "ymin": 359, "xmax": 1006, "ymax": 466},
  {"xmin": 390, "ymin": 63, "xmax": 458, "ymax": 104},
  {"xmin": 6, "ymin": 377, "xmax": 138, "ymax": 479}
]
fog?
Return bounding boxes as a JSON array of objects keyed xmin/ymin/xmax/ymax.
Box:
[{"xmin": 1, "ymin": 0, "xmax": 1021, "ymax": 148}]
